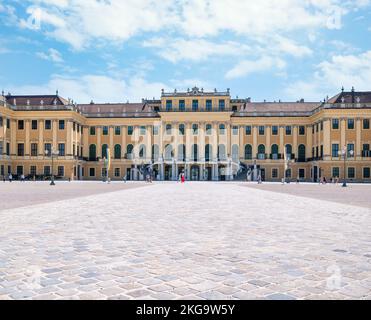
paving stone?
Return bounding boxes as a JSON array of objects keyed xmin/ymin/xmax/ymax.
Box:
[
  {"xmin": 0, "ymin": 182, "xmax": 370, "ymax": 300},
  {"xmin": 266, "ymin": 293, "xmax": 296, "ymax": 300}
]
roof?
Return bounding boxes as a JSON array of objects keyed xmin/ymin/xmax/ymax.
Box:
[
  {"xmin": 328, "ymin": 91, "xmax": 371, "ymax": 104},
  {"xmin": 5, "ymin": 94, "xmax": 68, "ymax": 106},
  {"xmin": 245, "ymin": 102, "xmax": 320, "ymax": 113},
  {"xmin": 77, "ymin": 103, "xmax": 158, "ymax": 118}
]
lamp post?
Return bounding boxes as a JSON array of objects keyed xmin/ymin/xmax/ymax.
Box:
[
  {"xmin": 45, "ymin": 148, "xmax": 59, "ymax": 186},
  {"xmin": 338, "ymin": 146, "xmax": 354, "ymax": 187}
]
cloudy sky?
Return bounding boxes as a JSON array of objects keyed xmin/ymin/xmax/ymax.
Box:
[{"xmin": 0, "ymin": 0, "xmax": 371, "ymax": 103}]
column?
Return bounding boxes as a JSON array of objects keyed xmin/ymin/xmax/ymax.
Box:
[
  {"xmin": 186, "ymin": 122, "xmax": 192, "ymax": 161},
  {"xmin": 239, "ymin": 125, "xmax": 244, "ymax": 160},
  {"xmin": 25, "ymin": 120, "xmax": 30, "ymax": 156},
  {"xmin": 172, "ymin": 160, "xmax": 176, "ymax": 181},
  {"xmin": 109, "ymin": 126, "xmax": 114, "ymax": 158},
  {"xmin": 252, "ymin": 125, "xmax": 258, "ymax": 159},
  {"xmin": 356, "ymin": 118, "xmax": 362, "ymax": 159},
  {"xmin": 38, "ymin": 120, "xmax": 44, "ymax": 156},
  {"xmin": 52, "ymin": 120, "xmax": 58, "ymax": 150},
  {"xmin": 265, "ymin": 125, "xmax": 271, "ymax": 159},
  {"xmin": 306, "ymin": 125, "xmax": 312, "ymax": 159},
  {"xmin": 323, "ymin": 119, "xmax": 331, "ymax": 159},
  {"xmin": 226, "ymin": 122, "xmax": 231, "ymax": 157},
  {"xmin": 133, "ymin": 125, "xmax": 139, "ymax": 159},
  {"xmin": 122, "ymin": 125, "xmax": 127, "ymax": 159},
  {"xmin": 147, "ymin": 125, "xmax": 152, "ymax": 162},
  {"xmin": 340, "ymin": 118, "xmax": 346, "ymax": 149},
  {"xmin": 199, "ymin": 122, "xmax": 205, "ymax": 161},
  {"xmin": 317, "ymin": 122, "xmax": 321, "ymax": 156},
  {"xmin": 66, "ymin": 120, "xmax": 73, "ymax": 156},
  {"xmin": 279, "ymin": 125, "xmax": 284, "ymax": 155},
  {"xmin": 96, "ymin": 126, "xmax": 102, "ymax": 158},
  {"xmin": 82, "ymin": 126, "xmax": 89, "ymax": 158},
  {"xmin": 10, "ymin": 120, "xmax": 16, "ymax": 156},
  {"xmin": 293, "ymin": 125, "xmax": 298, "ymax": 159},
  {"xmin": 212, "ymin": 122, "xmax": 218, "ymax": 161}
]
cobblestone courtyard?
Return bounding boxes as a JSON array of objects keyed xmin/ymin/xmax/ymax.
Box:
[{"xmin": 0, "ymin": 182, "xmax": 370, "ymax": 300}]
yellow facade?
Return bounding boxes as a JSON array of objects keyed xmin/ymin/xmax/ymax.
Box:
[{"xmin": 1, "ymin": 88, "xmax": 371, "ymax": 182}]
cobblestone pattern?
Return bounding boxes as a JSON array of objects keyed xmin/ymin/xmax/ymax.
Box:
[{"xmin": 0, "ymin": 182, "xmax": 370, "ymax": 300}]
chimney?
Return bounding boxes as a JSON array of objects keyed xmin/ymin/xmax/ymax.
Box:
[{"xmin": 351, "ymin": 87, "xmax": 355, "ymax": 103}]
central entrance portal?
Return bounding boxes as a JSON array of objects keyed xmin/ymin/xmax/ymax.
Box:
[{"xmin": 191, "ymin": 165, "xmax": 200, "ymax": 181}]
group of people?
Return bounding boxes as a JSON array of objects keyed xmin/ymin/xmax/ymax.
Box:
[
  {"xmin": 2, "ymin": 174, "xmax": 26, "ymax": 182},
  {"xmin": 320, "ymin": 176, "xmax": 340, "ymax": 185}
]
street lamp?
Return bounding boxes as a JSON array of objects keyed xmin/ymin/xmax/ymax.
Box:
[
  {"xmin": 338, "ymin": 146, "xmax": 354, "ymax": 187},
  {"xmin": 45, "ymin": 148, "xmax": 59, "ymax": 186}
]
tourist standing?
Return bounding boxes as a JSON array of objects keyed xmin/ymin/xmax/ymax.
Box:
[
  {"xmin": 181, "ymin": 173, "xmax": 185, "ymax": 183},
  {"xmin": 8, "ymin": 173, "xmax": 12, "ymax": 182},
  {"xmin": 257, "ymin": 174, "xmax": 262, "ymax": 184},
  {"xmin": 21, "ymin": 174, "xmax": 25, "ymax": 182}
]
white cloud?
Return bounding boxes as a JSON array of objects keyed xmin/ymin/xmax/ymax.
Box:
[
  {"xmin": 7, "ymin": 74, "xmax": 169, "ymax": 103},
  {"xmin": 272, "ymin": 36, "xmax": 313, "ymax": 58},
  {"xmin": 226, "ymin": 57, "xmax": 286, "ymax": 79},
  {"xmin": 285, "ymin": 50, "xmax": 371, "ymax": 100},
  {"xmin": 143, "ymin": 38, "xmax": 251, "ymax": 63},
  {"xmin": 36, "ymin": 48, "xmax": 63, "ymax": 63},
  {"xmin": 20, "ymin": 0, "xmax": 369, "ymax": 50}
]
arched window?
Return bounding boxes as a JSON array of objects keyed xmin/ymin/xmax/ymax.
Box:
[
  {"xmin": 178, "ymin": 144, "xmax": 186, "ymax": 161},
  {"xmin": 102, "ymin": 144, "xmax": 108, "ymax": 159},
  {"xmin": 166, "ymin": 124, "xmax": 172, "ymax": 135},
  {"xmin": 285, "ymin": 144, "xmax": 292, "ymax": 159},
  {"xmin": 192, "ymin": 144, "xmax": 198, "ymax": 161},
  {"xmin": 127, "ymin": 144, "xmax": 134, "ymax": 156},
  {"xmin": 218, "ymin": 144, "xmax": 226, "ymax": 161},
  {"xmin": 205, "ymin": 144, "xmax": 212, "ymax": 161},
  {"xmin": 271, "ymin": 144, "xmax": 279, "ymax": 159},
  {"xmin": 245, "ymin": 144, "xmax": 252, "ymax": 160},
  {"xmin": 206, "ymin": 124, "xmax": 212, "ymax": 135},
  {"xmin": 152, "ymin": 144, "xmax": 159, "ymax": 161},
  {"xmin": 114, "ymin": 144, "xmax": 121, "ymax": 159},
  {"xmin": 89, "ymin": 144, "xmax": 96, "ymax": 160},
  {"xmin": 139, "ymin": 144, "xmax": 146, "ymax": 159},
  {"xmin": 232, "ymin": 145, "xmax": 239, "ymax": 161},
  {"xmin": 258, "ymin": 144, "xmax": 265, "ymax": 159},
  {"xmin": 219, "ymin": 124, "xmax": 226, "ymax": 135},
  {"xmin": 165, "ymin": 144, "xmax": 173, "ymax": 160},
  {"xmin": 298, "ymin": 144, "xmax": 306, "ymax": 162}
]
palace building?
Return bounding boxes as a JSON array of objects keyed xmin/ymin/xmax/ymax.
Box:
[{"xmin": 1, "ymin": 87, "xmax": 371, "ymax": 182}]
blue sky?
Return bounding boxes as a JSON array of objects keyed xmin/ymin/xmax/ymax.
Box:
[{"xmin": 1, "ymin": 0, "xmax": 371, "ymax": 103}]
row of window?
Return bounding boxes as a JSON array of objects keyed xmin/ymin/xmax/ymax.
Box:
[
  {"xmin": 2, "ymin": 117, "xmax": 370, "ymax": 133},
  {"xmin": 165, "ymin": 99, "xmax": 226, "ymax": 112},
  {"xmin": 88, "ymin": 124, "xmax": 305, "ymax": 136},
  {"xmin": 88, "ymin": 167, "xmax": 122, "ymax": 178},
  {"xmin": 87, "ymin": 143, "xmax": 304, "ymax": 161},
  {"xmin": 331, "ymin": 118, "xmax": 370, "ymax": 130},
  {"xmin": 10, "ymin": 120, "xmax": 84, "ymax": 132},
  {"xmin": 1, "ymin": 165, "xmax": 65, "ymax": 177},
  {"xmin": 331, "ymin": 167, "xmax": 371, "ymax": 179},
  {"xmin": 16, "ymin": 143, "xmax": 66, "ymax": 157}
]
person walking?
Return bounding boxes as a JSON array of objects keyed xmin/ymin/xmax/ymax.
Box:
[
  {"xmin": 257, "ymin": 174, "xmax": 262, "ymax": 184},
  {"xmin": 181, "ymin": 172, "xmax": 185, "ymax": 183},
  {"xmin": 8, "ymin": 173, "xmax": 12, "ymax": 182},
  {"xmin": 21, "ymin": 174, "xmax": 25, "ymax": 182}
]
